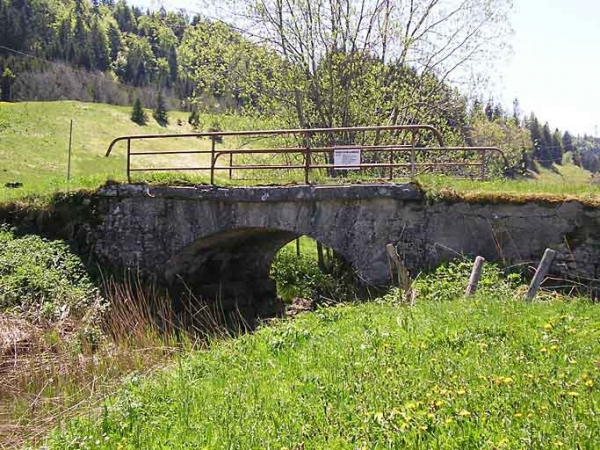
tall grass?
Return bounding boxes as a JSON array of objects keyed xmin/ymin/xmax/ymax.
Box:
[{"xmin": 0, "ymin": 276, "xmax": 240, "ymax": 449}]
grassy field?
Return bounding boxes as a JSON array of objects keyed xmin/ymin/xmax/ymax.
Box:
[
  {"xmin": 0, "ymin": 101, "xmax": 278, "ymax": 201},
  {"xmin": 41, "ymin": 292, "xmax": 600, "ymax": 449}
]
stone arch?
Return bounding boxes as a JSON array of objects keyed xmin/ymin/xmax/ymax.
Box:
[{"xmin": 164, "ymin": 226, "xmax": 355, "ymax": 328}]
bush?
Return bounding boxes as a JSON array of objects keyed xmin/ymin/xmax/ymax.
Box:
[
  {"xmin": 0, "ymin": 226, "xmax": 102, "ymax": 321},
  {"xmin": 407, "ymin": 258, "xmax": 522, "ymax": 303},
  {"xmin": 188, "ymin": 110, "xmax": 201, "ymax": 130},
  {"xmin": 130, "ymin": 98, "xmax": 147, "ymax": 125},
  {"xmin": 271, "ymin": 244, "xmax": 353, "ymax": 302}
]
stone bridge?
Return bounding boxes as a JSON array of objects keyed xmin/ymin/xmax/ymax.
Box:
[{"xmin": 90, "ymin": 183, "xmax": 600, "ymax": 322}]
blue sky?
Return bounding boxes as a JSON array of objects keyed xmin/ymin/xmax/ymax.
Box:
[{"xmin": 137, "ymin": 0, "xmax": 599, "ymax": 136}]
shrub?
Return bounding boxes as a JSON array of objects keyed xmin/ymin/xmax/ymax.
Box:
[
  {"xmin": 130, "ymin": 98, "xmax": 147, "ymax": 125},
  {"xmin": 408, "ymin": 258, "xmax": 522, "ymax": 303},
  {"xmin": 208, "ymin": 118, "xmax": 223, "ymax": 143},
  {"xmin": 153, "ymin": 91, "xmax": 169, "ymax": 126},
  {"xmin": 271, "ymin": 244, "xmax": 353, "ymax": 302},
  {"xmin": 0, "ymin": 226, "xmax": 102, "ymax": 321},
  {"xmin": 188, "ymin": 109, "xmax": 201, "ymax": 130}
]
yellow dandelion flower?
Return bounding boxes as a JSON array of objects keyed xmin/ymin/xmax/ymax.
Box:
[
  {"xmin": 504, "ymin": 377, "xmax": 514, "ymax": 385},
  {"xmin": 514, "ymin": 412, "xmax": 523, "ymax": 418},
  {"xmin": 586, "ymin": 380, "xmax": 594, "ymax": 388},
  {"xmin": 458, "ymin": 409, "xmax": 471, "ymax": 417},
  {"xmin": 550, "ymin": 345, "xmax": 559, "ymax": 351},
  {"xmin": 540, "ymin": 347, "xmax": 548, "ymax": 353},
  {"xmin": 420, "ymin": 425, "xmax": 428, "ymax": 431},
  {"xmin": 567, "ymin": 391, "xmax": 579, "ymax": 398},
  {"xmin": 445, "ymin": 418, "xmax": 454, "ymax": 425},
  {"xmin": 457, "ymin": 388, "xmax": 466, "ymax": 395},
  {"xmin": 527, "ymin": 374, "xmax": 535, "ymax": 380},
  {"xmin": 544, "ymin": 323, "xmax": 553, "ymax": 331},
  {"xmin": 427, "ymin": 413, "xmax": 435, "ymax": 419},
  {"xmin": 433, "ymin": 400, "xmax": 444, "ymax": 408},
  {"xmin": 555, "ymin": 442, "xmax": 564, "ymax": 447}
]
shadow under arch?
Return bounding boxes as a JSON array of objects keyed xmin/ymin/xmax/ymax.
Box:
[{"xmin": 164, "ymin": 227, "xmax": 353, "ymax": 329}]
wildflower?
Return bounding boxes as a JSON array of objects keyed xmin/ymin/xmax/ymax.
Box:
[
  {"xmin": 567, "ymin": 391, "xmax": 579, "ymax": 398},
  {"xmin": 458, "ymin": 409, "xmax": 471, "ymax": 417},
  {"xmin": 514, "ymin": 412, "xmax": 522, "ymax": 419},
  {"xmin": 445, "ymin": 418, "xmax": 454, "ymax": 425},
  {"xmin": 527, "ymin": 374, "xmax": 535, "ymax": 380},
  {"xmin": 569, "ymin": 359, "xmax": 577, "ymax": 365},
  {"xmin": 427, "ymin": 413, "xmax": 435, "ymax": 419},
  {"xmin": 544, "ymin": 323, "xmax": 553, "ymax": 331},
  {"xmin": 457, "ymin": 388, "xmax": 466, "ymax": 395},
  {"xmin": 420, "ymin": 425, "xmax": 428, "ymax": 431},
  {"xmin": 586, "ymin": 380, "xmax": 594, "ymax": 388},
  {"xmin": 550, "ymin": 344, "xmax": 559, "ymax": 351},
  {"xmin": 433, "ymin": 400, "xmax": 444, "ymax": 409}
]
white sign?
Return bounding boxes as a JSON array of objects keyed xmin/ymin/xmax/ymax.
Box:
[{"xmin": 334, "ymin": 149, "xmax": 361, "ymax": 170}]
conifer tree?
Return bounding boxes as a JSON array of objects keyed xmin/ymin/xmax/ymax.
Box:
[
  {"xmin": 0, "ymin": 67, "xmax": 15, "ymax": 102},
  {"xmin": 131, "ymin": 98, "xmax": 147, "ymax": 125},
  {"xmin": 153, "ymin": 91, "xmax": 168, "ymax": 125}
]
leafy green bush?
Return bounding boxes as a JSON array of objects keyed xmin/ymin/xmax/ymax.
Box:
[
  {"xmin": 270, "ymin": 243, "xmax": 355, "ymax": 302},
  {"xmin": 411, "ymin": 259, "xmax": 522, "ymax": 303},
  {"xmin": 0, "ymin": 226, "xmax": 101, "ymax": 320}
]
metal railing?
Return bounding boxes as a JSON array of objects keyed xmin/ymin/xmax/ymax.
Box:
[{"xmin": 105, "ymin": 124, "xmax": 509, "ymax": 184}]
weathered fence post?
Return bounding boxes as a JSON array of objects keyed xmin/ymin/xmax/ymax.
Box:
[
  {"xmin": 465, "ymin": 256, "xmax": 485, "ymax": 296},
  {"xmin": 66, "ymin": 119, "xmax": 73, "ymax": 188},
  {"xmin": 386, "ymin": 244, "xmax": 412, "ymax": 293},
  {"xmin": 526, "ymin": 248, "xmax": 556, "ymax": 301}
]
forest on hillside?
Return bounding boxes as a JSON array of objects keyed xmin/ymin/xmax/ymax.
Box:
[{"xmin": 0, "ymin": 0, "xmax": 598, "ymax": 173}]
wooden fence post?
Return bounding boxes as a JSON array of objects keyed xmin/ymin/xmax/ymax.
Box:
[
  {"xmin": 526, "ymin": 248, "xmax": 556, "ymax": 301},
  {"xmin": 465, "ymin": 256, "xmax": 485, "ymax": 296},
  {"xmin": 386, "ymin": 244, "xmax": 412, "ymax": 293}
]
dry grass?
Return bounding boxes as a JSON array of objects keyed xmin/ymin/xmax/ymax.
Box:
[{"xmin": 0, "ymin": 277, "xmax": 243, "ymax": 449}]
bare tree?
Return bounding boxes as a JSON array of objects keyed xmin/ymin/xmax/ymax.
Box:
[{"xmin": 219, "ymin": 0, "xmax": 512, "ymax": 130}]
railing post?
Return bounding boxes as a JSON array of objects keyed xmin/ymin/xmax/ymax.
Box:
[
  {"xmin": 304, "ymin": 130, "xmax": 311, "ymax": 184},
  {"xmin": 126, "ymin": 138, "xmax": 131, "ymax": 183},
  {"xmin": 210, "ymin": 136, "xmax": 216, "ymax": 185},
  {"xmin": 410, "ymin": 133, "xmax": 417, "ymax": 180},
  {"xmin": 229, "ymin": 152, "xmax": 233, "ymax": 180},
  {"xmin": 480, "ymin": 149, "xmax": 487, "ymax": 181},
  {"xmin": 389, "ymin": 147, "xmax": 394, "ymax": 181}
]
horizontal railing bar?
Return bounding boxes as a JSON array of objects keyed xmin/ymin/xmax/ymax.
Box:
[
  {"xmin": 130, "ymin": 150, "xmax": 213, "ymax": 156},
  {"xmin": 129, "ymin": 162, "xmax": 484, "ymax": 173},
  {"xmin": 105, "ymin": 124, "xmax": 446, "ymax": 156},
  {"xmin": 130, "ymin": 145, "xmax": 500, "ymax": 158}
]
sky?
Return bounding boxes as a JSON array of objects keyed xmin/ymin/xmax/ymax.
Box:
[{"xmin": 136, "ymin": 0, "xmax": 599, "ymax": 136}]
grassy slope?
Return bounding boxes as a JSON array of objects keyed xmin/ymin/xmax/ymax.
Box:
[
  {"xmin": 420, "ymin": 160, "xmax": 600, "ymax": 205},
  {"xmin": 45, "ymin": 295, "xmax": 600, "ymax": 449},
  {"xmin": 0, "ymin": 101, "xmax": 276, "ymax": 201}
]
